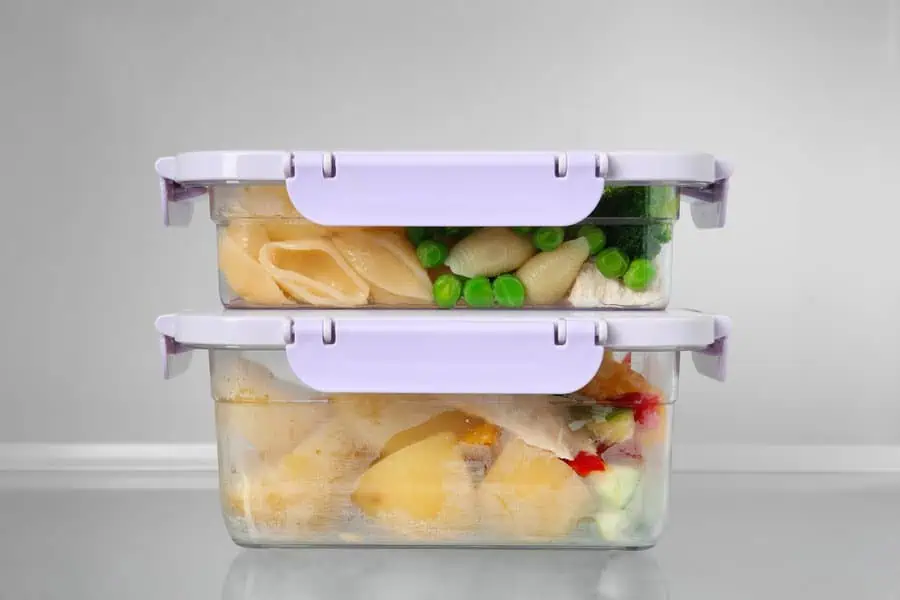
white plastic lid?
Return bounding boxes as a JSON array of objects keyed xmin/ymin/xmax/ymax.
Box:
[{"xmin": 157, "ymin": 309, "xmax": 730, "ymax": 394}]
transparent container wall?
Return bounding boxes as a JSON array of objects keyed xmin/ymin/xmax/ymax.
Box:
[
  {"xmin": 211, "ymin": 184, "xmax": 677, "ymax": 310},
  {"xmin": 210, "ymin": 348, "xmax": 678, "ymax": 549}
]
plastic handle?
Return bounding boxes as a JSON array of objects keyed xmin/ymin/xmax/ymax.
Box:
[
  {"xmin": 286, "ymin": 151, "xmax": 607, "ymax": 226},
  {"xmin": 285, "ymin": 318, "xmax": 607, "ymax": 394}
]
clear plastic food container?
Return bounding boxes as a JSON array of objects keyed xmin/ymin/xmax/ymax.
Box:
[
  {"xmin": 156, "ymin": 152, "xmax": 731, "ymax": 309},
  {"xmin": 157, "ymin": 309, "xmax": 730, "ymax": 549}
]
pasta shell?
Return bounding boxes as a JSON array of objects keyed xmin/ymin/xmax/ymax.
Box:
[
  {"xmin": 218, "ymin": 221, "xmax": 291, "ymax": 305},
  {"xmin": 516, "ymin": 237, "xmax": 590, "ymax": 305},
  {"xmin": 445, "ymin": 228, "xmax": 535, "ymax": 278},
  {"xmin": 331, "ymin": 394, "xmax": 449, "ymax": 451},
  {"xmin": 264, "ymin": 217, "xmax": 330, "ymax": 242},
  {"xmin": 235, "ymin": 185, "xmax": 300, "ymax": 218},
  {"xmin": 332, "ymin": 230, "xmax": 432, "ymax": 302},
  {"xmin": 259, "ymin": 239, "xmax": 371, "ymax": 306},
  {"xmin": 371, "ymin": 285, "xmax": 434, "ymax": 306},
  {"xmin": 216, "ymin": 401, "xmax": 332, "ymax": 466}
]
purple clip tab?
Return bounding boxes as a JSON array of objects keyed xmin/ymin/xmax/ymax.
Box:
[
  {"xmin": 682, "ymin": 160, "xmax": 733, "ymax": 229},
  {"xmin": 158, "ymin": 333, "xmax": 193, "ymax": 379},
  {"xmin": 691, "ymin": 315, "xmax": 731, "ymax": 381},
  {"xmin": 286, "ymin": 152, "xmax": 607, "ymax": 226},
  {"xmin": 159, "ymin": 178, "xmax": 205, "ymax": 227},
  {"xmin": 285, "ymin": 318, "xmax": 607, "ymax": 394}
]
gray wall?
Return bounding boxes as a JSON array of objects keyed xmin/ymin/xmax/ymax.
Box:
[{"xmin": 1, "ymin": 0, "xmax": 898, "ymax": 445}]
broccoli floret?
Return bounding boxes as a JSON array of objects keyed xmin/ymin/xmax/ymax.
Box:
[
  {"xmin": 589, "ymin": 186, "xmax": 676, "ymax": 261},
  {"xmin": 649, "ymin": 222, "xmax": 673, "ymax": 244},
  {"xmin": 606, "ymin": 225, "xmax": 663, "ymax": 261},
  {"xmin": 592, "ymin": 186, "xmax": 678, "ymax": 219}
]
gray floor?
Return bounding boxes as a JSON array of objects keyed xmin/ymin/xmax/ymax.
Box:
[{"xmin": 1, "ymin": 472, "xmax": 898, "ymax": 599}]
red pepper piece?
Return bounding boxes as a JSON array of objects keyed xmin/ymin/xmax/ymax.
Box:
[
  {"xmin": 563, "ymin": 451, "xmax": 607, "ymax": 476},
  {"xmin": 604, "ymin": 391, "xmax": 661, "ymax": 426},
  {"xmin": 622, "ymin": 352, "xmax": 632, "ymax": 366},
  {"xmin": 607, "ymin": 391, "xmax": 659, "ymax": 408}
]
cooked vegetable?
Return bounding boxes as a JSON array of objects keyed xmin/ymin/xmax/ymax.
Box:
[
  {"xmin": 587, "ymin": 408, "xmax": 635, "ymax": 446},
  {"xmin": 492, "ymin": 274, "xmax": 526, "ymax": 308},
  {"xmin": 463, "ymin": 276, "xmax": 494, "ymax": 307},
  {"xmin": 605, "ymin": 225, "xmax": 662, "ymax": 261},
  {"xmin": 512, "ymin": 226, "xmax": 533, "ymax": 234},
  {"xmin": 577, "ymin": 225, "xmax": 607, "ymax": 254},
  {"xmin": 592, "ymin": 186, "xmax": 676, "ymax": 261},
  {"xmin": 593, "ymin": 186, "xmax": 678, "ymax": 219},
  {"xmin": 406, "ymin": 227, "xmax": 429, "ymax": 245},
  {"xmin": 532, "ymin": 226, "xmax": 565, "ymax": 252},
  {"xmin": 622, "ymin": 258, "xmax": 656, "ymax": 291},
  {"xmin": 563, "ymin": 451, "xmax": 607, "ymax": 477},
  {"xmin": 650, "ymin": 222, "xmax": 673, "ymax": 243},
  {"xmin": 416, "ymin": 240, "xmax": 449, "ymax": 268},
  {"xmin": 587, "ymin": 463, "xmax": 642, "ymax": 510},
  {"xmin": 432, "ymin": 274, "xmax": 463, "ymax": 308},
  {"xmin": 594, "ymin": 509, "xmax": 631, "ymax": 541},
  {"xmin": 594, "ymin": 248, "xmax": 630, "ymax": 279}
]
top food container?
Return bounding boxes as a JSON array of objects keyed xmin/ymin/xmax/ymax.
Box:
[{"xmin": 156, "ymin": 151, "xmax": 731, "ymax": 310}]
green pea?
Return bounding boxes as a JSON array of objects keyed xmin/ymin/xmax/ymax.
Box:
[
  {"xmin": 622, "ymin": 258, "xmax": 656, "ymax": 291},
  {"xmin": 406, "ymin": 227, "xmax": 429, "ymax": 245},
  {"xmin": 512, "ymin": 226, "xmax": 533, "ymax": 235},
  {"xmin": 492, "ymin": 274, "xmax": 526, "ymax": 308},
  {"xmin": 416, "ymin": 240, "xmax": 449, "ymax": 268},
  {"xmin": 532, "ymin": 226, "xmax": 565, "ymax": 251},
  {"xmin": 595, "ymin": 248, "xmax": 630, "ymax": 279},
  {"xmin": 463, "ymin": 276, "xmax": 494, "ymax": 307},
  {"xmin": 577, "ymin": 225, "xmax": 607, "ymax": 254},
  {"xmin": 432, "ymin": 274, "xmax": 462, "ymax": 308}
]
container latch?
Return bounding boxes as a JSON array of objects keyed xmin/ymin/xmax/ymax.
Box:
[
  {"xmin": 285, "ymin": 317, "xmax": 608, "ymax": 394},
  {"xmin": 286, "ymin": 151, "xmax": 608, "ymax": 227}
]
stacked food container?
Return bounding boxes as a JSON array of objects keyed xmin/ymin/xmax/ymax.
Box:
[{"xmin": 156, "ymin": 151, "xmax": 732, "ymax": 549}]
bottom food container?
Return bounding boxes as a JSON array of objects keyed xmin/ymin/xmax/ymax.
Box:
[{"xmin": 157, "ymin": 310, "xmax": 729, "ymax": 549}]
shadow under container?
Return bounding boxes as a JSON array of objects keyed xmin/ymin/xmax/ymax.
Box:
[
  {"xmin": 157, "ymin": 151, "xmax": 732, "ymax": 310},
  {"xmin": 157, "ymin": 309, "xmax": 730, "ymax": 549}
]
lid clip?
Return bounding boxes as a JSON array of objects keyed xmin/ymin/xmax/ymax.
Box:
[
  {"xmin": 682, "ymin": 159, "xmax": 733, "ymax": 229},
  {"xmin": 691, "ymin": 315, "xmax": 731, "ymax": 381},
  {"xmin": 286, "ymin": 317, "xmax": 607, "ymax": 394},
  {"xmin": 156, "ymin": 157, "xmax": 206, "ymax": 227},
  {"xmin": 286, "ymin": 151, "xmax": 608, "ymax": 227}
]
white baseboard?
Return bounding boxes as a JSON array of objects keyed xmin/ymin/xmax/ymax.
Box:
[{"xmin": 2, "ymin": 443, "xmax": 900, "ymax": 474}]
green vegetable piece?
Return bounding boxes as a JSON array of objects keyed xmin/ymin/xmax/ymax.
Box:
[
  {"xmin": 650, "ymin": 222, "xmax": 673, "ymax": 244},
  {"xmin": 605, "ymin": 224, "xmax": 663, "ymax": 260},
  {"xmin": 432, "ymin": 274, "xmax": 463, "ymax": 308},
  {"xmin": 512, "ymin": 226, "xmax": 533, "ymax": 235},
  {"xmin": 595, "ymin": 248, "xmax": 630, "ymax": 279},
  {"xmin": 647, "ymin": 186, "xmax": 679, "ymax": 219},
  {"xmin": 406, "ymin": 227, "xmax": 429, "ymax": 245},
  {"xmin": 577, "ymin": 225, "xmax": 607, "ymax": 254},
  {"xmin": 532, "ymin": 226, "xmax": 565, "ymax": 252},
  {"xmin": 622, "ymin": 258, "xmax": 656, "ymax": 291},
  {"xmin": 492, "ymin": 274, "xmax": 526, "ymax": 308},
  {"xmin": 444, "ymin": 227, "xmax": 463, "ymax": 237},
  {"xmin": 416, "ymin": 240, "xmax": 449, "ymax": 268},
  {"xmin": 463, "ymin": 276, "xmax": 494, "ymax": 307}
]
